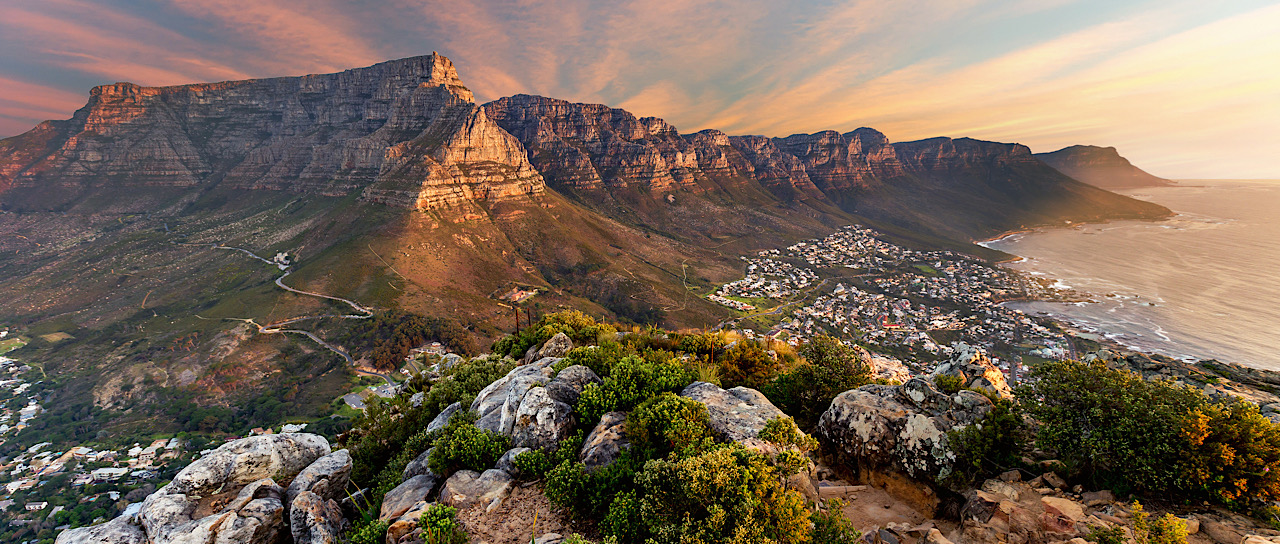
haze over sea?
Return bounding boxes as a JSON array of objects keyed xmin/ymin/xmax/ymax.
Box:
[{"xmin": 984, "ymin": 179, "xmax": 1280, "ymax": 370}]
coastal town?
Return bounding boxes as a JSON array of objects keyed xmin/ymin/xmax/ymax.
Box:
[{"xmin": 710, "ymin": 225, "xmax": 1076, "ymax": 377}]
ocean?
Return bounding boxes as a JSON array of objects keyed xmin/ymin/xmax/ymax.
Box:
[{"xmin": 982, "ymin": 179, "xmax": 1280, "ymax": 370}]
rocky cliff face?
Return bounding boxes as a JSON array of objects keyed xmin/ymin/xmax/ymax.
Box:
[
  {"xmin": 1035, "ymin": 145, "xmax": 1172, "ymax": 189},
  {"xmin": 0, "ymin": 54, "xmax": 544, "ymax": 215}
]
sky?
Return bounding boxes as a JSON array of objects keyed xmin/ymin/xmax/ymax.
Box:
[{"xmin": 1, "ymin": 0, "xmax": 1277, "ymax": 179}]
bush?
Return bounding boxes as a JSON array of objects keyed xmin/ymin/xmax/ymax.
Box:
[
  {"xmin": 763, "ymin": 335, "xmax": 870, "ymax": 431},
  {"xmin": 933, "ymin": 374, "xmax": 964, "ymax": 395},
  {"xmin": 626, "ymin": 393, "xmax": 713, "ymax": 457},
  {"xmin": 347, "ymin": 519, "xmax": 388, "ymax": 544},
  {"xmin": 419, "ymin": 504, "xmax": 468, "ymax": 544},
  {"xmin": 577, "ymin": 355, "xmax": 694, "ymax": 425},
  {"xmin": 427, "ymin": 416, "xmax": 510, "ymax": 476},
  {"xmin": 811, "ymin": 499, "xmax": 862, "ymax": 544},
  {"xmin": 562, "ymin": 342, "xmax": 628, "ymax": 377},
  {"xmin": 491, "ymin": 310, "xmax": 617, "ymax": 359},
  {"xmin": 1132, "ymin": 501, "xmax": 1188, "ymax": 544},
  {"xmin": 718, "ymin": 340, "xmax": 778, "ymax": 389},
  {"xmin": 942, "ymin": 396, "xmax": 1028, "ymax": 487},
  {"xmin": 634, "ymin": 445, "xmax": 810, "ymax": 544},
  {"xmin": 757, "ymin": 416, "xmax": 818, "ymax": 453},
  {"xmin": 1018, "ymin": 360, "xmax": 1205, "ymax": 495},
  {"xmin": 513, "ymin": 433, "xmax": 583, "ymax": 480},
  {"xmin": 1181, "ymin": 399, "xmax": 1280, "ymax": 505}
]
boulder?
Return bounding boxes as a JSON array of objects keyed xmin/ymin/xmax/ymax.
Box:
[
  {"xmin": 285, "ymin": 449, "xmax": 352, "ymax": 506},
  {"xmin": 537, "ymin": 333, "xmax": 574, "ymax": 359},
  {"xmin": 680, "ymin": 382, "xmax": 786, "ymax": 442},
  {"xmin": 511, "ymin": 386, "xmax": 576, "ymax": 450},
  {"xmin": 545, "ymin": 365, "xmax": 601, "ymax": 406},
  {"xmin": 1201, "ymin": 519, "xmax": 1245, "ymax": 544},
  {"xmin": 440, "ymin": 469, "xmax": 513, "ymax": 512},
  {"xmin": 55, "ymin": 516, "xmax": 146, "ymax": 544},
  {"xmin": 471, "ymin": 357, "xmax": 558, "ymax": 435},
  {"xmin": 140, "ymin": 478, "xmax": 286, "ymax": 544},
  {"xmin": 1041, "ymin": 496, "xmax": 1085, "ymax": 522},
  {"xmin": 816, "ymin": 378, "xmax": 994, "ymax": 484},
  {"xmin": 856, "ymin": 346, "xmax": 912, "ymax": 384},
  {"xmin": 930, "ymin": 343, "xmax": 1013, "ymax": 399},
  {"xmin": 381, "ymin": 474, "xmax": 439, "ymax": 521},
  {"xmin": 402, "ymin": 447, "xmax": 436, "ymax": 482},
  {"xmin": 496, "ymin": 447, "xmax": 530, "ymax": 476},
  {"xmin": 922, "ymin": 528, "xmax": 955, "ymax": 544},
  {"xmin": 167, "ymin": 433, "xmax": 331, "ymax": 496},
  {"xmin": 580, "ymin": 411, "xmax": 630, "ymax": 471},
  {"xmin": 1081, "ymin": 489, "xmax": 1115, "ymax": 506},
  {"xmin": 1042, "ymin": 472, "xmax": 1068, "ymax": 490},
  {"xmin": 290, "ymin": 490, "xmax": 345, "ymax": 544},
  {"xmin": 426, "ymin": 402, "xmax": 462, "ymax": 434}
]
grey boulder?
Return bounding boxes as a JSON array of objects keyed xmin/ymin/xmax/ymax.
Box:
[
  {"xmin": 580, "ymin": 411, "xmax": 630, "ymax": 471},
  {"xmin": 380, "ymin": 474, "xmax": 439, "ymax": 521},
  {"xmin": 511, "ymin": 386, "xmax": 575, "ymax": 450},
  {"xmin": 439, "ymin": 469, "xmax": 513, "ymax": 512},
  {"xmin": 55, "ymin": 516, "xmax": 146, "ymax": 544},
  {"xmin": 285, "ymin": 449, "xmax": 352, "ymax": 506},
  {"xmin": 167, "ymin": 433, "xmax": 331, "ymax": 496},
  {"xmin": 680, "ymin": 382, "xmax": 786, "ymax": 443},
  {"xmin": 471, "ymin": 357, "xmax": 557, "ymax": 435},
  {"xmin": 402, "ymin": 447, "xmax": 437, "ymax": 482},
  {"xmin": 290, "ymin": 490, "xmax": 346, "ymax": 544},
  {"xmin": 496, "ymin": 447, "xmax": 531, "ymax": 476},
  {"xmin": 426, "ymin": 402, "xmax": 462, "ymax": 434},
  {"xmin": 545, "ymin": 364, "xmax": 601, "ymax": 406}
]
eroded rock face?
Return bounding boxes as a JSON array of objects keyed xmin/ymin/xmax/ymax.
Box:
[
  {"xmin": 930, "ymin": 343, "xmax": 1013, "ymax": 399},
  {"xmin": 680, "ymin": 382, "xmax": 786, "ymax": 443},
  {"xmin": 285, "ymin": 449, "xmax": 352, "ymax": 506},
  {"xmin": 545, "ymin": 364, "xmax": 601, "ymax": 406},
  {"xmin": 817, "ymin": 378, "xmax": 994, "ymax": 483},
  {"xmin": 439, "ymin": 469, "xmax": 514, "ymax": 512},
  {"xmin": 290, "ymin": 490, "xmax": 345, "ymax": 544},
  {"xmin": 54, "ymin": 516, "xmax": 146, "ymax": 544},
  {"xmin": 168, "ymin": 433, "xmax": 331, "ymax": 497},
  {"xmin": 511, "ymin": 386, "xmax": 575, "ymax": 450},
  {"xmin": 471, "ymin": 357, "xmax": 558, "ymax": 435},
  {"xmin": 140, "ymin": 477, "xmax": 286, "ymax": 544},
  {"xmin": 580, "ymin": 411, "xmax": 630, "ymax": 470},
  {"xmin": 381, "ymin": 474, "xmax": 439, "ymax": 521},
  {"xmin": 0, "ymin": 54, "xmax": 544, "ymax": 217}
]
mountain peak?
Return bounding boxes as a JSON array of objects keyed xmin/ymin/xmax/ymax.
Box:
[{"xmin": 1035, "ymin": 145, "xmax": 1171, "ymax": 189}]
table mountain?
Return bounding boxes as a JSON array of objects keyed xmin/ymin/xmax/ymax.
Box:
[{"xmin": 1035, "ymin": 145, "xmax": 1172, "ymax": 189}]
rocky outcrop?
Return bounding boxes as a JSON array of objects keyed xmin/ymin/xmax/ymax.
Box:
[
  {"xmin": 439, "ymin": 469, "xmax": 514, "ymax": 512},
  {"xmin": 579, "ymin": 411, "xmax": 630, "ymax": 470},
  {"xmin": 930, "ymin": 343, "xmax": 1013, "ymax": 399},
  {"xmin": 62, "ymin": 434, "xmax": 346, "ymax": 544},
  {"xmin": 680, "ymin": 381, "xmax": 787, "ymax": 443},
  {"xmin": 471, "ymin": 357, "xmax": 558, "ymax": 435},
  {"xmin": 817, "ymin": 378, "xmax": 994, "ymax": 483},
  {"xmin": 511, "ymin": 386, "xmax": 575, "ymax": 450},
  {"xmin": 545, "ymin": 364, "xmax": 601, "ymax": 406},
  {"xmin": 0, "ymin": 54, "xmax": 544, "ymax": 216},
  {"xmin": 381, "ymin": 474, "xmax": 440, "ymax": 521},
  {"xmin": 1035, "ymin": 145, "xmax": 1171, "ymax": 189}
]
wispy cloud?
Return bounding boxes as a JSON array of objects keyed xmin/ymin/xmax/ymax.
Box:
[{"xmin": 0, "ymin": 0, "xmax": 1275, "ymax": 177}]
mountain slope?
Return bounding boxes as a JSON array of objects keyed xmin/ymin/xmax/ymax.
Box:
[{"xmin": 1035, "ymin": 145, "xmax": 1172, "ymax": 189}]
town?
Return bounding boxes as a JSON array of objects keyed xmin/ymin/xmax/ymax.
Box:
[{"xmin": 709, "ymin": 226, "xmax": 1075, "ymax": 377}]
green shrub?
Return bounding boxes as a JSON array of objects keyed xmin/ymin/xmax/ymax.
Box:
[
  {"xmin": 942, "ymin": 397, "xmax": 1028, "ymax": 487},
  {"xmin": 633, "ymin": 444, "xmax": 810, "ymax": 544},
  {"xmin": 933, "ymin": 374, "xmax": 964, "ymax": 395},
  {"xmin": 763, "ymin": 335, "xmax": 870, "ymax": 431},
  {"xmin": 810, "ymin": 499, "xmax": 862, "ymax": 544},
  {"xmin": 718, "ymin": 340, "xmax": 778, "ymax": 389},
  {"xmin": 1181, "ymin": 399, "xmax": 1280, "ymax": 505},
  {"xmin": 562, "ymin": 342, "xmax": 628, "ymax": 377},
  {"xmin": 513, "ymin": 433, "xmax": 583, "ymax": 480},
  {"xmin": 758, "ymin": 416, "xmax": 818, "ymax": 453},
  {"xmin": 1132, "ymin": 501, "xmax": 1188, "ymax": 544},
  {"xmin": 491, "ymin": 310, "xmax": 617, "ymax": 359},
  {"xmin": 676, "ymin": 332, "xmax": 725, "ymax": 358},
  {"xmin": 577, "ymin": 355, "xmax": 694, "ymax": 425},
  {"xmin": 1018, "ymin": 360, "xmax": 1205, "ymax": 495},
  {"xmin": 544, "ymin": 460, "xmax": 591, "ymax": 513},
  {"xmin": 1085, "ymin": 525, "xmax": 1127, "ymax": 544},
  {"xmin": 347, "ymin": 519, "xmax": 388, "ymax": 544},
  {"xmin": 626, "ymin": 393, "xmax": 713, "ymax": 457},
  {"xmin": 427, "ymin": 416, "xmax": 510, "ymax": 476},
  {"xmin": 419, "ymin": 504, "xmax": 468, "ymax": 544}
]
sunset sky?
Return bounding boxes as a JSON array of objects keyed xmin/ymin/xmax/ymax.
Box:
[{"xmin": 1, "ymin": 0, "xmax": 1277, "ymax": 179}]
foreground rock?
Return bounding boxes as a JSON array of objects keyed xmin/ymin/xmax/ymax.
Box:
[
  {"xmin": 680, "ymin": 381, "xmax": 786, "ymax": 443},
  {"xmin": 580, "ymin": 411, "xmax": 630, "ymax": 470},
  {"xmin": 62, "ymin": 434, "xmax": 342, "ymax": 544},
  {"xmin": 471, "ymin": 357, "xmax": 558, "ymax": 435},
  {"xmin": 511, "ymin": 386, "xmax": 575, "ymax": 450},
  {"xmin": 381, "ymin": 474, "xmax": 440, "ymax": 521},
  {"xmin": 817, "ymin": 378, "xmax": 994, "ymax": 484}
]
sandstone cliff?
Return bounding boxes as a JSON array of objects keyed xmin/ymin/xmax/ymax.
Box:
[
  {"xmin": 1035, "ymin": 145, "xmax": 1172, "ymax": 189},
  {"xmin": 0, "ymin": 54, "xmax": 544, "ymax": 215}
]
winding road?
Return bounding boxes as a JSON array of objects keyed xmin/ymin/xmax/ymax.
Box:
[{"xmin": 201, "ymin": 243, "xmax": 395, "ymax": 386}]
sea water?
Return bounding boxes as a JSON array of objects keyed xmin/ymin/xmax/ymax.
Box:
[{"xmin": 983, "ymin": 180, "xmax": 1280, "ymax": 369}]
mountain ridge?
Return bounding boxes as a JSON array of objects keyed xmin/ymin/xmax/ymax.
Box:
[{"xmin": 1035, "ymin": 144, "xmax": 1172, "ymax": 189}]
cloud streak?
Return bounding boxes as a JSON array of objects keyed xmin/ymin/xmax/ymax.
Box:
[{"xmin": 0, "ymin": 0, "xmax": 1275, "ymax": 178}]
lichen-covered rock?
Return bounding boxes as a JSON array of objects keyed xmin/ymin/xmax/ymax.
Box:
[
  {"xmin": 536, "ymin": 333, "xmax": 574, "ymax": 359},
  {"xmin": 54, "ymin": 516, "xmax": 146, "ymax": 544},
  {"xmin": 471, "ymin": 357, "xmax": 557, "ymax": 435},
  {"xmin": 381, "ymin": 474, "xmax": 439, "ymax": 521},
  {"xmin": 680, "ymin": 381, "xmax": 786, "ymax": 443},
  {"xmin": 580, "ymin": 411, "xmax": 631, "ymax": 471},
  {"xmin": 496, "ymin": 447, "xmax": 530, "ymax": 476},
  {"xmin": 140, "ymin": 478, "xmax": 286, "ymax": 544},
  {"xmin": 545, "ymin": 364, "xmax": 601, "ymax": 406},
  {"xmin": 290, "ymin": 490, "xmax": 345, "ymax": 544},
  {"xmin": 511, "ymin": 386, "xmax": 575, "ymax": 450},
  {"xmin": 930, "ymin": 343, "xmax": 1012, "ymax": 399},
  {"xmin": 439, "ymin": 469, "xmax": 513, "ymax": 512},
  {"xmin": 285, "ymin": 449, "xmax": 352, "ymax": 506},
  {"xmin": 426, "ymin": 402, "xmax": 462, "ymax": 434},
  {"xmin": 167, "ymin": 433, "xmax": 331, "ymax": 496},
  {"xmin": 816, "ymin": 378, "xmax": 994, "ymax": 484},
  {"xmin": 402, "ymin": 447, "xmax": 437, "ymax": 482}
]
